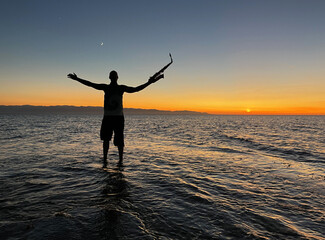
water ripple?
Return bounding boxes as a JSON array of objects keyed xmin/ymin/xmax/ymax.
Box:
[{"xmin": 0, "ymin": 115, "xmax": 324, "ymax": 239}]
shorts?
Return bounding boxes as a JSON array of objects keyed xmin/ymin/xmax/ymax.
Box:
[{"xmin": 100, "ymin": 115, "xmax": 125, "ymax": 146}]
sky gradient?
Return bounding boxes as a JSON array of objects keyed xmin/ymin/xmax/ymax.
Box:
[{"xmin": 1, "ymin": 0, "xmax": 325, "ymax": 114}]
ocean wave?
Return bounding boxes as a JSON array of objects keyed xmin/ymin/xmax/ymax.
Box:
[{"xmin": 221, "ymin": 134, "xmax": 324, "ymax": 163}]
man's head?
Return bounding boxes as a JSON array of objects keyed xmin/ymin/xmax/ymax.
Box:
[{"xmin": 109, "ymin": 70, "xmax": 118, "ymax": 82}]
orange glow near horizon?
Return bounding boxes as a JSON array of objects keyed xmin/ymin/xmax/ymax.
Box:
[
  {"xmin": 1, "ymin": 99, "xmax": 324, "ymax": 115},
  {"xmin": 1, "ymin": 77, "xmax": 324, "ymax": 115}
]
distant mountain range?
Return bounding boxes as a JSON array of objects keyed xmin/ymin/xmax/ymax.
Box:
[{"xmin": 0, "ymin": 105, "xmax": 209, "ymax": 115}]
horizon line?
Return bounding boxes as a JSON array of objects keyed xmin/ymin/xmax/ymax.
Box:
[{"xmin": 1, "ymin": 105, "xmax": 325, "ymax": 116}]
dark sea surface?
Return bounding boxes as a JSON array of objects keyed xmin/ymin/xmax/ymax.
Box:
[{"xmin": 0, "ymin": 114, "xmax": 324, "ymax": 240}]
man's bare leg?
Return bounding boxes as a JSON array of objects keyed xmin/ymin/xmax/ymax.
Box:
[
  {"xmin": 118, "ymin": 145, "xmax": 124, "ymax": 164},
  {"xmin": 103, "ymin": 140, "xmax": 109, "ymax": 165}
]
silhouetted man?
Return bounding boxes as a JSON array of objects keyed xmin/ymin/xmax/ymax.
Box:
[{"xmin": 67, "ymin": 71, "xmax": 161, "ymax": 165}]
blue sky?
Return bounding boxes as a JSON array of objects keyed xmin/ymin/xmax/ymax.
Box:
[{"xmin": 1, "ymin": 0, "xmax": 325, "ymax": 113}]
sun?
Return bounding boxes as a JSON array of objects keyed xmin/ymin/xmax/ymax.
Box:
[{"xmin": 246, "ymin": 108, "xmax": 251, "ymax": 113}]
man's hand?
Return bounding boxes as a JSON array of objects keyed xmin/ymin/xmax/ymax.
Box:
[
  {"xmin": 148, "ymin": 74, "xmax": 164, "ymax": 84},
  {"xmin": 67, "ymin": 73, "xmax": 78, "ymax": 80}
]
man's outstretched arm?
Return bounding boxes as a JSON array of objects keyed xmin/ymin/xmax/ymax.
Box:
[
  {"xmin": 123, "ymin": 75, "xmax": 163, "ymax": 93},
  {"xmin": 67, "ymin": 73, "xmax": 106, "ymax": 90}
]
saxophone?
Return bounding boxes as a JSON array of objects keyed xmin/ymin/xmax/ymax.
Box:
[{"xmin": 150, "ymin": 53, "xmax": 173, "ymax": 82}]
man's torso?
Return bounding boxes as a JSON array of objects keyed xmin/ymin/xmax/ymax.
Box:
[{"xmin": 103, "ymin": 84, "xmax": 124, "ymax": 116}]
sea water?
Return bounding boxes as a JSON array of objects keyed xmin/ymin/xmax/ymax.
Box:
[{"xmin": 0, "ymin": 114, "xmax": 324, "ymax": 239}]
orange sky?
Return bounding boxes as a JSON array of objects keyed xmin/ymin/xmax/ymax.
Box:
[{"xmin": 1, "ymin": 76, "xmax": 324, "ymax": 115}]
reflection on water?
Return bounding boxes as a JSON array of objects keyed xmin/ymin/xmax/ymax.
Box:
[
  {"xmin": 102, "ymin": 163, "xmax": 127, "ymax": 198},
  {"xmin": 0, "ymin": 115, "xmax": 324, "ymax": 239},
  {"xmin": 100, "ymin": 163, "xmax": 129, "ymax": 239}
]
